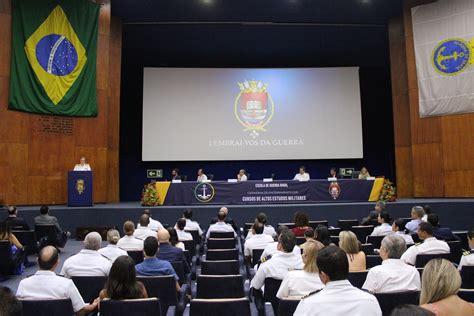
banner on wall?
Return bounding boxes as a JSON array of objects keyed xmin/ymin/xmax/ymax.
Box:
[
  {"xmin": 412, "ymin": 0, "xmax": 474, "ymax": 118},
  {"xmin": 9, "ymin": 0, "xmax": 99, "ymax": 117}
]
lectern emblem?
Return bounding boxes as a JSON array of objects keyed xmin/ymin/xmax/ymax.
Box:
[
  {"xmin": 194, "ymin": 183, "xmax": 215, "ymax": 203},
  {"xmin": 76, "ymin": 179, "xmax": 85, "ymax": 195},
  {"xmin": 329, "ymin": 182, "xmax": 341, "ymax": 200}
]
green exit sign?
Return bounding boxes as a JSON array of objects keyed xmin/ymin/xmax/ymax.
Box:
[{"xmin": 147, "ymin": 169, "xmax": 163, "ymax": 178}]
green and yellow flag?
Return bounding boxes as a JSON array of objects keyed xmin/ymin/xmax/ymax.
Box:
[{"xmin": 9, "ymin": 0, "xmax": 99, "ymax": 116}]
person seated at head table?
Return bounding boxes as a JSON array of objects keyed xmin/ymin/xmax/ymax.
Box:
[
  {"xmin": 328, "ymin": 167, "xmax": 338, "ymax": 179},
  {"xmin": 196, "ymin": 168, "xmax": 208, "ymax": 182},
  {"xmin": 237, "ymin": 169, "xmax": 248, "ymax": 181},
  {"xmin": 358, "ymin": 167, "xmax": 370, "ymax": 179},
  {"xmin": 293, "ymin": 166, "xmax": 310, "ymax": 181},
  {"xmin": 171, "ymin": 168, "xmax": 181, "ymax": 181}
]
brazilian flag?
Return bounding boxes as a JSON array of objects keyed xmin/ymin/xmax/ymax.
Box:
[{"xmin": 9, "ymin": 0, "xmax": 99, "ymax": 116}]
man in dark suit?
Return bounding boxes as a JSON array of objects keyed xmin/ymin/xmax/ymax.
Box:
[
  {"xmin": 361, "ymin": 201, "xmax": 386, "ymax": 226},
  {"xmin": 34, "ymin": 205, "xmax": 69, "ymax": 248},
  {"xmin": 210, "ymin": 207, "xmax": 237, "ymax": 231},
  {"xmin": 4, "ymin": 206, "xmax": 30, "ymax": 230},
  {"xmin": 157, "ymin": 228, "xmax": 190, "ymax": 274},
  {"xmin": 171, "ymin": 168, "xmax": 182, "ymax": 181},
  {"xmin": 427, "ymin": 214, "xmax": 460, "ymax": 241}
]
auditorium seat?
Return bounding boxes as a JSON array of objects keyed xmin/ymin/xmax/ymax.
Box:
[
  {"xmin": 207, "ymin": 238, "xmax": 236, "ymax": 249},
  {"xmin": 278, "ymin": 298, "xmax": 300, "ymax": 316},
  {"xmin": 170, "ymin": 261, "xmax": 187, "ymax": 286},
  {"xmin": 330, "ymin": 236, "xmax": 339, "ymax": 245},
  {"xmin": 366, "ymin": 255, "xmax": 383, "ymax": 268},
  {"xmin": 337, "ymin": 219, "xmax": 359, "ymax": 231},
  {"xmin": 328, "ymin": 227, "xmax": 341, "ymax": 236},
  {"xmin": 374, "ymin": 291, "xmax": 420, "ymax": 315},
  {"xmin": 201, "ymin": 260, "xmax": 240, "ymax": 275},
  {"xmin": 34, "ymin": 224, "xmax": 59, "ymax": 247},
  {"xmin": 295, "ymin": 237, "xmax": 306, "ymax": 246},
  {"xmin": 458, "ymin": 289, "xmax": 474, "ymax": 303},
  {"xmin": 182, "ymin": 239, "xmax": 197, "ymax": 257},
  {"xmin": 206, "ymin": 248, "xmax": 239, "ymax": 261},
  {"xmin": 0, "ymin": 240, "xmax": 24, "ymax": 276},
  {"xmin": 417, "ymin": 268, "xmax": 424, "ymax": 278},
  {"xmin": 190, "ymin": 298, "xmax": 251, "ymax": 316},
  {"xmin": 461, "ymin": 266, "xmax": 474, "ymax": 289},
  {"xmin": 252, "ymin": 249, "xmax": 265, "ymax": 266},
  {"xmin": 309, "ymin": 220, "xmax": 328, "ymax": 229},
  {"xmin": 21, "ymin": 298, "xmax": 74, "ymax": 316},
  {"xmin": 351, "ymin": 226, "xmax": 374, "ymax": 243},
  {"xmin": 12, "ymin": 230, "xmax": 38, "ymax": 255},
  {"xmin": 447, "ymin": 240, "xmax": 462, "ymax": 263},
  {"xmin": 453, "ymin": 230, "xmax": 468, "ymax": 250},
  {"xmin": 366, "ymin": 235, "xmax": 384, "ymax": 249},
  {"xmin": 360, "ymin": 243, "xmax": 375, "ymax": 255},
  {"xmin": 277, "ymin": 223, "xmax": 295, "ymax": 230},
  {"xmin": 347, "ymin": 270, "xmax": 368, "ymax": 289},
  {"xmin": 415, "ymin": 253, "xmax": 451, "ymax": 268},
  {"xmin": 209, "ymin": 231, "xmax": 235, "ymax": 239},
  {"xmin": 207, "ymin": 174, "xmax": 214, "ymax": 181},
  {"xmin": 100, "ymin": 298, "xmax": 162, "ymax": 316},
  {"xmin": 184, "ymin": 230, "xmax": 201, "ymax": 244},
  {"xmin": 243, "ymin": 223, "xmax": 253, "ymax": 237},
  {"xmin": 71, "ymin": 276, "xmax": 107, "ymax": 304},
  {"xmin": 263, "ymin": 278, "xmax": 283, "ymax": 315},
  {"xmin": 196, "ymin": 275, "xmax": 245, "ymax": 299},
  {"xmin": 138, "ymin": 275, "xmax": 186, "ymax": 316},
  {"xmin": 411, "ymin": 233, "xmax": 421, "ymax": 244},
  {"xmin": 127, "ymin": 250, "xmax": 144, "ymax": 264}
]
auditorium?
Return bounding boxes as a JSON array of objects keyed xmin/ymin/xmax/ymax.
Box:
[{"xmin": 0, "ymin": 0, "xmax": 473, "ymax": 315}]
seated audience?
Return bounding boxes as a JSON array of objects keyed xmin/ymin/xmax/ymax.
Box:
[
  {"xmin": 276, "ymin": 240, "xmax": 325, "ymax": 299},
  {"xmin": 420, "ymin": 259, "xmax": 474, "ymax": 315},
  {"xmin": 245, "ymin": 212, "xmax": 276, "ymax": 239},
  {"xmin": 392, "ymin": 218, "xmax": 414, "ymax": 245},
  {"xmin": 117, "ymin": 221, "xmax": 143, "ymax": 251},
  {"xmin": 0, "ymin": 286, "xmax": 22, "ymax": 316},
  {"xmin": 34, "ymin": 205, "xmax": 69, "ymax": 247},
  {"xmin": 391, "ymin": 305, "xmax": 435, "ymax": 316},
  {"xmin": 362, "ymin": 235, "xmax": 420, "ymax": 293},
  {"xmin": 292, "ymin": 211, "xmax": 310, "ymax": 237},
  {"xmin": 17, "ymin": 246, "xmax": 99, "ymax": 315},
  {"xmin": 210, "ymin": 207, "xmax": 237, "ymax": 231},
  {"xmin": 314, "ymin": 225, "xmax": 331, "ymax": 246},
  {"xmin": 422, "ymin": 205, "xmax": 432, "ymax": 222},
  {"xmin": 299, "ymin": 227, "xmax": 315, "ymax": 250},
  {"xmin": 138, "ymin": 209, "xmax": 164, "ymax": 232},
  {"xmin": 260, "ymin": 225, "xmax": 302, "ymax": 260},
  {"xmin": 157, "ymin": 229, "xmax": 190, "ymax": 274},
  {"xmin": 4, "ymin": 206, "xmax": 29, "ymax": 230},
  {"xmin": 458, "ymin": 228, "xmax": 474, "ymax": 271},
  {"xmin": 339, "ymin": 230, "xmax": 366, "ymax": 272},
  {"xmin": 361, "ymin": 201, "xmax": 385, "ymax": 226},
  {"xmin": 175, "ymin": 218, "xmax": 193, "ymax": 241},
  {"xmin": 293, "ymin": 166, "xmax": 310, "ymax": 181},
  {"xmin": 401, "ymin": 222, "xmax": 450, "ymax": 266},
  {"xmin": 250, "ymin": 230, "xmax": 303, "ymax": 290},
  {"xmin": 244, "ymin": 222, "xmax": 274, "ymax": 263},
  {"xmin": 133, "ymin": 214, "xmax": 157, "ymax": 240},
  {"xmin": 206, "ymin": 209, "xmax": 237, "ymax": 238},
  {"xmin": 179, "ymin": 209, "xmax": 203, "ymax": 236},
  {"xmin": 99, "ymin": 256, "xmax": 148, "ymax": 302},
  {"xmin": 60, "ymin": 232, "xmax": 111, "ymax": 278},
  {"xmin": 405, "ymin": 206, "xmax": 425, "ymax": 234},
  {"xmin": 98, "ymin": 229, "xmax": 128, "ymax": 262},
  {"xmin": 294, "ymin": 245, "xmax": 382, "ymax": 316},
  {"xmin": 370, "ymin": 211, "xmax": 392, "ymax": 237},
  {"xmin": 358, "ymin": 167, "xmax": 370, "ymax": 179},
  {"xmin": 426, "ymin": 214, "xmax": 459, "ymax": 241},
  {"xmin": 135, "ymin": 236, "xmax": 180, "ymax": 291},
  {"xmin": 168, "ymin": 227, "xmax": 185, "ymax": 250}
]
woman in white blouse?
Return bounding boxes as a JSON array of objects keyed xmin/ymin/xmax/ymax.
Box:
[
  {"xmin": 276, "ymin": 240, "xmax": 325, "ymax": 299},
  {"xmin": 370, "ymin": 211, "xmax": 393, "ymax": 237}
]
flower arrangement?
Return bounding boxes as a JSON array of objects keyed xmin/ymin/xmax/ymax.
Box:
[
  {"xmin": 141, "ymin": 181, "xmax": 160, "ymax": 206},
  {"xmin": 379, "ymin": 179, "xmax": 397, "ymax": 202}
]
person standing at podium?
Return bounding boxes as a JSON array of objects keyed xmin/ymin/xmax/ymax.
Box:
[
  {"xmin": 294, "ymin": 166, "xmax": 310, "ymax": 181},
  {"xmin": 73, "ymin": 157, "xmax": 91, "ymax": 171}
]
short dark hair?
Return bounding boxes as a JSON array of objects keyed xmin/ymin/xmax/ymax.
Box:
[
  {"xmin": 177, "ymin": 218, "xmax": 186, "ymax": 230},
  {"xmin": 379, "ymin": 211, "xmax": 391, "ymax": 223},
  {"xmin": 217, "ymin": 210, "xmax": 226, "ymax": 221},
  {"xmin": 139, "ymin": 214, "xmax": 150, "ymax": 226},
  {"xmin": 418, "ymin": 222, "xmax": 433, "ymax": 235},
  {"xmin": 426, "ymin": 214, "xmax": 440, "ymax": 227},
  {"xmin": 256, "ymin": 213, "xmax": 267, "ymax": 224},
  {"xmin": 172, "ymin": 168, "xmax": 179, "ymax": 174},
  {"xmin": 183, "ymin": 209, "xmax": 193, "ymax": 219},
  {"xmin": 468, "ymin": 229, "xmax": 474, "ymax": 240},
  {"xmin": 317, "ymin": 245, "xmax": 349, "ymax": 281},
  {"xmin": 393, "ymin": 218, "xmax": 407, "ymax": 233},
  {"xmin": 253, "ymin": 222, "xmax": 264, "ymax": 235},
  {"xmin": 143, "ymin": 236, "xmax": 158, "ymax": 257},
  {"xmin": 299, "ymin": 166, "xmax": 306, "ymax": 171},
  {"xmin": 40, "ymin": 205, "xmax": 49, "ymax": 214},
  {"xmin": 278, "ymin": 230, "xmax": 296, "ymax": 253},
  {"xmin": 423, "ymin": 205, "xmax": 432, "ymax": 215},
  {"xmin": 276, "ymin": 225, "xmax": 289, "ymax": 237},
  {"xmin": 0, "ymin": 286, "xmax": 22, "ymax": 316},
  {"xmin": 38, "ymin": 247, "xmax": 59, "ymax": 270},
  {"xmin": 7, "ymin": 206, "xmax": 16, "ymax": 216},
  {"xmin": 315, "ymin": 225, "xmax": 330, "ymax": 246}
]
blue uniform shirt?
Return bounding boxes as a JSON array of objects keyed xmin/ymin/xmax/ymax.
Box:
[{"xmin": 135, "ymin": 257, "xmax": 179, "ymax": 280}]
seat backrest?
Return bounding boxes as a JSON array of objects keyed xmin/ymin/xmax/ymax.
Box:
[
  {"xmin": 252, "ymin": 249, "xmax": 265, "ymax": 266},
  {"xmin": 71, "ymin": 276, "xmax": 107, "ymax": 304},
  {"xmin": 295, "ymin": 237, "xmax": 306, "ymax": 246},
  {"xmin": 264, "ymin": 278, "xmax": 283, "ymax": 315},
  {"xmin": 347, "ymin": 271, "xmax": 368, "ymax": 289},
  {"xmin": 278, "ymin": 298, "xmax": 300, "ymax": 316},
  {"xmin": 190, "ymin": 298, "xmax": 250, "ymax": 316},
  {"xmin": 196, "ymin": 275, "xmax": 244, "ymax": 299},
  {"xmin": 337, "ymin": 219, "xmax": 359, "ymax": 231},
  {"xmin": 366, "ymin": 255, "xmax": 383, "ymax": 268},
  {"xmin": 0, "ymin": 240, "xmax": 14, "ymax": 274},
  {"xmin": 453, "ymin": 230, "xmax": 468, "ymax": 250},
  {"xmin": 34, "ymin": 225, "xmax": 57, "ymax": 242},
  {"xmin": 138, "ymin": 275, "xmax": 178, "ymax": 316},
  {"xmin": 308, "ymin": 220, "xmax": 328, "ymax": 229},
  {"xmin": 206, "ymin": 248, "xmax": 239, "ymax": 261},
  {"xmin": 415, "ymin": 253, "xmax": 451, "ymax": 268},
  {"xmin": 458, "ymin": 289, "xmax": 474, "ymax": 303},
  {"xmin": 351, "ymin": 226, "xmax": 375, "ymax": 243},
  {"xmin": 100, "ymin": 298, "xmax": 161, "ymax": 316},
  {"xmin": 277, "ymin": 223, "xmax": 295, "ymax": 230},
  {"xmin": 328, "ymin": 227, "xmax": 341, "ymax": 236},
  {"xmin": 209, "ymin": 231, "xmax": 235, "ymax": 239},
  {"xmin": 330, "ymin": 236, "xmax": 339, "ymax": 245},
  {"xmin": 21, "ymin": 298, "xmax": 74, "ymax": 316},
  {"xmin": 207, "ymin": 174, "xmax": 214, "ymax": 181},
  {"xmin": 461, "ymin": 265, "xmax": 474, "ymax": 289},
  {"xmin": 447, "ymin": 240, "xmax": 463, "ymax": 263},
  {"xmin": 127, "ymin": 251, "xmax": 144, "ymax": 264},
  {"xmin": 184, "ymin": 230, "xmax": 201, "ymax": 244},
  {"xmin": 366, "ymin": 235, "xmax": 384, "ymax": 249},
  {"xmin": 243, "ymin": 223, "xmax": 253, "ymax": 238},
  {"xmin": 170, "ymin": 261, "xmax": 186, "ymax": 286},
  {"xmin": 201, "ymin": 260, "xmax": 240, "ymax": 275},
  {"xmin": 183, "ymin": 250, "xmax": 192, "ymax": 265},
  {"xmin": 12, "ymin": 230, "xmax": 38, "ymax": 255},
  {"xmin": 182, "ymin": 240, "xmax": 196, "ymax": 257},
  {"xmin": 374, "ymin": 291, "xmax": 420, "ymax": 315},
  {"xmin": 207, "ymin": 238, "xmax": 236, "ymax": 249},
  {"xmin": 360, "ymin": 243, "xmax": 374, "ymax": 256}
]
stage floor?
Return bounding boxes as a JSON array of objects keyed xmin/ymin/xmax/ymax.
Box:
[{"xmin": 11, "ymin": 198, "xmax": 474, "ymax": 236}]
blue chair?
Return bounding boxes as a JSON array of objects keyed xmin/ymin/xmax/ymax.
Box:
[
  {"xmin": 21, "ymin": 298, "xmax": 74, "ymax": 316},
  {"xmin": 100, "ymin": 298, "xmax": 161, "ymax": 316}
]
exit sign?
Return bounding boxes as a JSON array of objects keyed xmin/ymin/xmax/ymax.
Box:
[{"xmin": 147, "ymin": 169, "xmax": 163, "ymax": 178}]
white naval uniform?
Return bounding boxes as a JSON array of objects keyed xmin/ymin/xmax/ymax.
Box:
[
  {"xmin": 362, "ymin": 259, "xmax": 421, "ymax": 293},
  {"xmin": 17, "ymin": 270, "xmax": 86, "ymax": 312},
  {"xmin": 400, "ymin": 237, "xmax": 450, "ymax": 265},
  {"xmin": 73, "ymin": 163, "xmax": 91, "ymax": 171},
  {"xmin": 260, "ymin": 242, "xmax": 302, "ymax": 260},
  {"xmin": 370, "ymin": 223, "xmax": 393, "ymax": 237},
  {"xmin": 276, "ymin": 270, "xmax": 325, "ymax": 299},
  {"xmin": 138, "ymin": 217, "xmax": 164, "ymax": 232},
  {"xmin": 238, "ymin": 174, "xmax": 248, "ymax": 181},
  {"xmin": 98, "ymin": 244, "xmax": 128, "ymax": 262},
  {"xmin": 293, "ymin": 173, "xmax": 310, "ymax": 181},
  {"xmin": 294, "ymin": 280, "xmax": 382, "ymax": 316},
  {"xmin": 459, "ymin": 250, "xmax": 474, "ymax": 271},
  {"xmin": 395, "ymin": 231, "xmax": 414, "ymax": 245},
  {"xmin": 197, "ymin": 174, "xmax": 208, "ymax": 182},
  {"xmin": 176, "ymin": 229, "xmax": 193, "ymax": 241},
  {"xmin": 133, "ymin": 226, "xmax": 157, "ymax": 240},
  {"xmin": 250, "ymin": 251, "xmax": 304, "ymax": 290},
  {"xmin": 246, "ymin": 225, "xmax": 276, "ymax": 240},
  {"xmin": 117, "ymin": 235, "xmax": 143, "ymax": 251},
  {"xmin": 206, "ymin": 221, "xmax": 237, "ymax": 239},
  {"xmin": 244, "ymin": 233, "xmax": 274, "ymax": 257},
  {"xmin": 60, "ymin": 249, "xmax": 111, "ymax": 278},
  {"xmin": 183, "ymin": 218, "xmax": 203, "ymax": 235}
]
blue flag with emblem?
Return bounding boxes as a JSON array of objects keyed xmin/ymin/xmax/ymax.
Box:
[{"xmin": 9, "ymin": 0, "xmax": 99, "ymax": 116}]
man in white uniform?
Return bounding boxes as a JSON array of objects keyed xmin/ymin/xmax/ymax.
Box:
[
  {"xmin": 459, "ymin": 229, "xmax": 474, "ymax": 270},
  {"xmin": 401, "ymin": 222, "xmax": 450, "ymax": 266},
  {"xmin": 237, "ymin": 169, "xmax": 248, "ymax": 181},
  {"xmin": 244, "ymin": 223, "xmax": 274, "ymax": 262},
  {"xmin": 260, "ymin": 225, "xmax": 301, "ymax": 260},
  {"xmin": 175, "ymin": 218, "xmax": 193, "ymax": 241},
  {"xmin": 17, "ymin": 246, "xmax": 99, "ymax": 315},
  {"xmin": 137, "ymin": 209, "xmax": 164, "ymax": 232},
  {"xmin": 73, "ymin": 156, "xmax": 91, "ymax": 171},
  {"xmin": 133, "ymin": 214, "xmax": 157, "ymax": 240},
  {"xmin": 197, "ymin": 168, "xmax": 208, "ymax": 182},
  {"xmin": 294, "ymin": 245, "xmax": 382, "ymax": 316},
  {"xmin": 362, "ymin": 234, "xmax": 420, "ymax": 293},
  {"xmin": 293, "ymin": 166, "xmax": 310, "ymax": 181},
  {"xmin": 206, "ymin": 209, "xmax": 236, "ymax": 238},
  {"xmin": 117, "ymin": 221, "xmax": 144, "ymax": 251},
  {"xmin": 178, "ymin": 209, "xmax": 203, "ymax": 236},
  {"xmin": 60, "ymin": 232, "xmax": 111, "ymax": 278}
]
